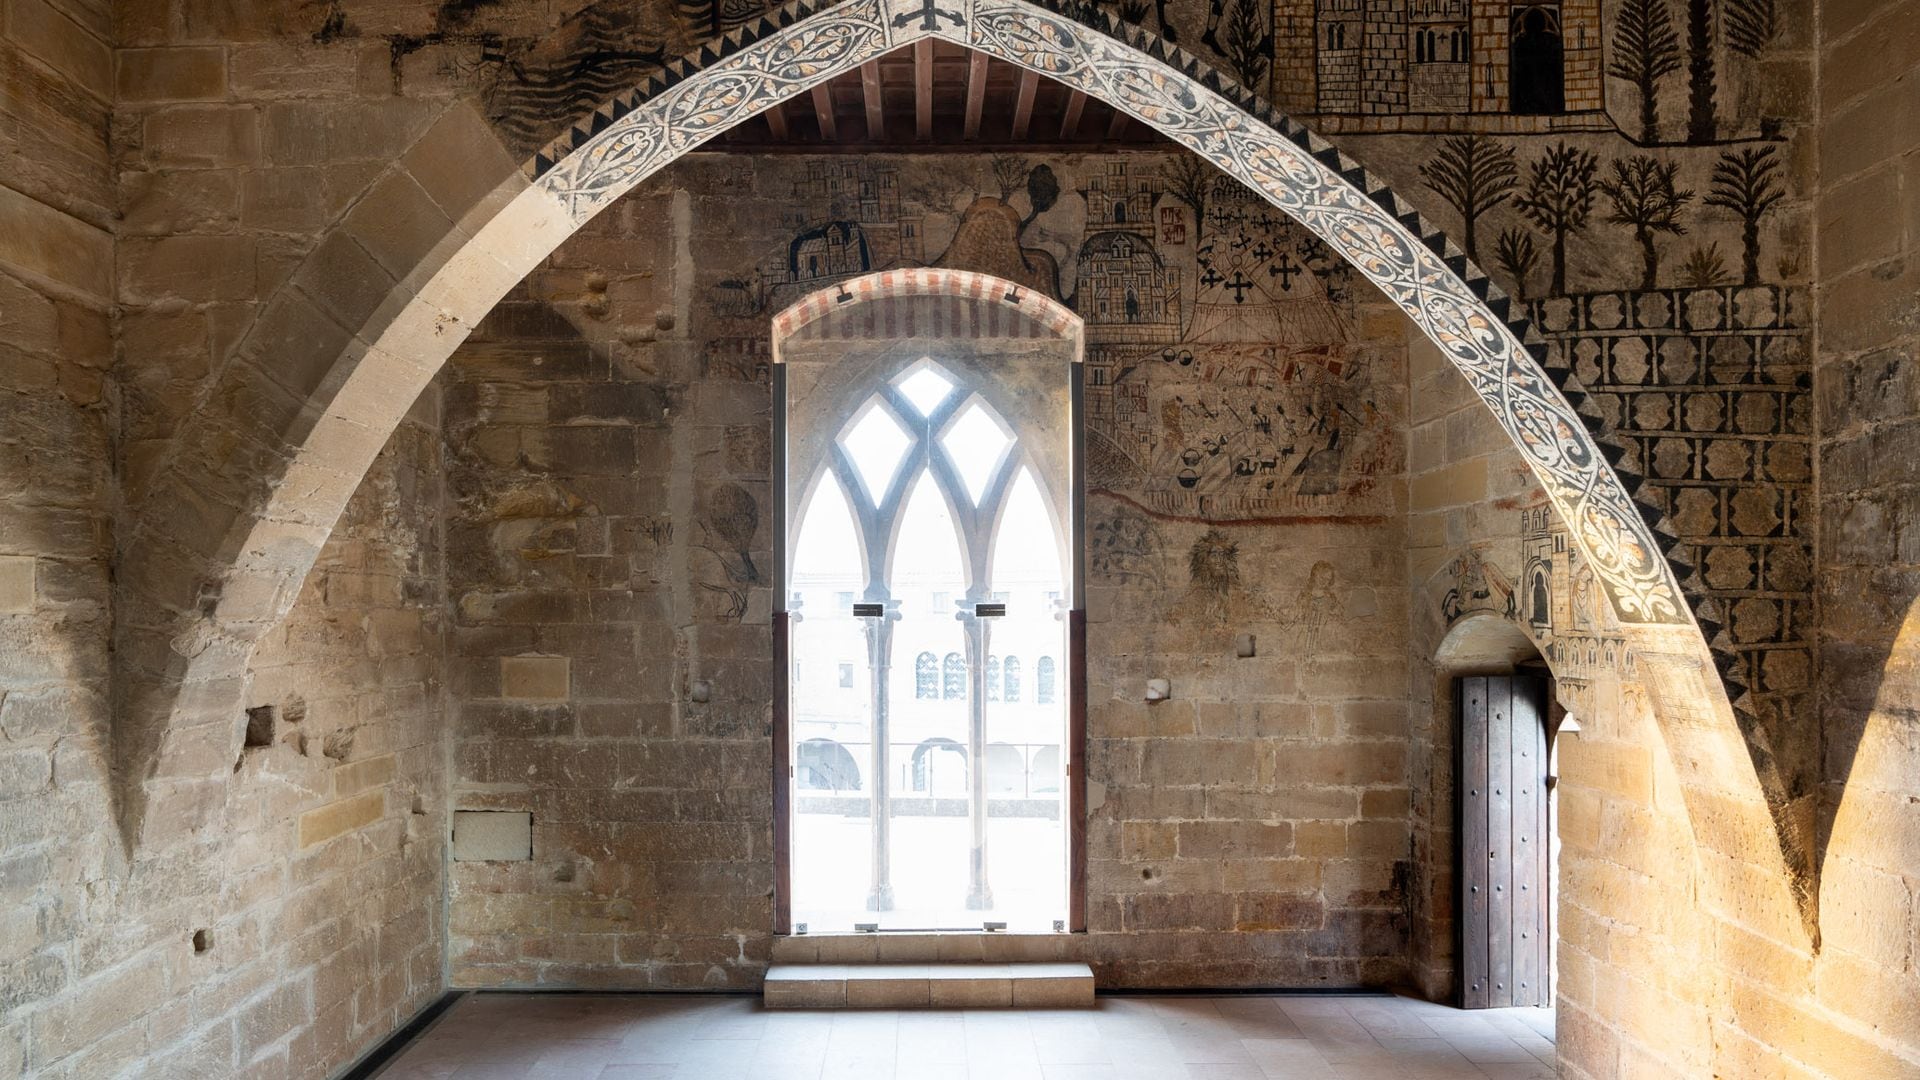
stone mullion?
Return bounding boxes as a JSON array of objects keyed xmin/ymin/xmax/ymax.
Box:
[{"xmin": 863, "ymin": 602, "xmax": 901, "ymax": 912}]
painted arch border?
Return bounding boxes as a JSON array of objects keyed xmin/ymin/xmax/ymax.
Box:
[{"xmin": 529, "ymin": 0, "xmax": 1685, "ymax": 628}]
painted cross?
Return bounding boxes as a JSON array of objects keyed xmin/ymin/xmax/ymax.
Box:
[
  {"xmin": 1199, "ymin": 264, "xmax": 1224, "ymax": 288},
  {"xmin": 892, "ymin": 0, "xmax": 964, "ymax": 31},
  {"xmin": 1224, "ymin": 272, "xmax": 1255, "ymax": 304},
  {"xmin": 1270, "ymin": 255, "xmax": 1301, "ymax": 291}
]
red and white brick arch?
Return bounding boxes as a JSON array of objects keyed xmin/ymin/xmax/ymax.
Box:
[{"xmin": 111, "ymin": 0, "xmax": 1807, "ymax": 960}]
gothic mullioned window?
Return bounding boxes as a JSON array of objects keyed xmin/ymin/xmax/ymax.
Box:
[{"xmin": 784, "ymin": 329, "xmax": 1074, "ymax": 931}]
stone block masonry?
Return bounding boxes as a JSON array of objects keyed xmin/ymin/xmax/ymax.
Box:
[
  {"xmin": 1812, "ymin": 0, "xmax": 1920, "ymax": 1070},
  {"xmin": 442, "ymin": 184, "xmax": 775, "ymax": 989}
]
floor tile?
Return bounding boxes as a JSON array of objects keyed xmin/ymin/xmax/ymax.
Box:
[{"xmin": 372, "ymin": 992, "xmax": 1557, "ymax": 1080}]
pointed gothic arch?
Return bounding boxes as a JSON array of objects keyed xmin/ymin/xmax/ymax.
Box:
[{"xmin": 108, "ymin": 0, "xmax": 1809, "ymax": 973}]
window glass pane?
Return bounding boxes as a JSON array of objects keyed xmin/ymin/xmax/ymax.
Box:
[
  {"xmin": 914, "ymin": 651, "xmax": 938, "ymax": 699},
  {"xmin": 792, "ymin": 473, "xmax": 862, "ymax": 589},
  {"xmin": 940, "ymin": 398, "xmax": 1013, "ymax": 505},
  {"xmin": 895, "ymin": 362, "xmax": 955, "ymax": 416},
  {"xmin": 840, "ymin": 399, "xmax": 912, "ymax": 503}
]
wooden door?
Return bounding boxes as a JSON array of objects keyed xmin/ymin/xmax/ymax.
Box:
[{"xmin": 1458, "ymin": 674, "xmax": 1551, "ymax": 1008}]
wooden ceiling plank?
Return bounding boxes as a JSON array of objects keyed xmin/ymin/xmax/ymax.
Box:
[
  {"xmin": 1059, "ymin": 89, "xmax": 1086, "ymax": 140},
  {"xmin": 963, "ymin": 51, "xmax": 989, "ymax": 141},
  {"xmin": 914, "ymin": 39, "xmax": 933, "ymax": 141},
  {"xmin": 811, "ymin": 83, "xmax": 838, "ymax": 142},
  {"xmin": 861, "ymin": 60, "xmax": 885, "ymax": 141},
  {"xmin": 1106, "ymin": 106, "xmax": 1129, "ymax": 141},
  {"xmin": 1012, "ymin": 68, "xmax": 1039, "ymax": 141}
]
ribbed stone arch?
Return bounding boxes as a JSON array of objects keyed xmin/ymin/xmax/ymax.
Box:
[{"xmin": 111, "ymin": 0, "xmax": 1812, "ymax": 953}]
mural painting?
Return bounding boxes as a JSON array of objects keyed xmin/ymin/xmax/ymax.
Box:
[
  {"xmin": 1428, "ymin": 504, "xmax": 1633, "ymax": 685},
  {"xmin": 681, "ymin": 152, "xmax": 1407, "ymax": 635},
  {"xmin": 1437, "ymin": 546, "xmax": 1517, "ymax": 624},
  {"xmin": 696, "ymin": 155, "xmax": 1402, "ymax": 533}
]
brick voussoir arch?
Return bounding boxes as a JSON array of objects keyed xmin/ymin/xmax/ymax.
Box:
[
  {"xmin": 117, "ymin": 0, "xmax": 1812, "ymax": 942},
  {"xmin": 768, "ymin": 266, "xmax": 1085, "ymax": 356}
]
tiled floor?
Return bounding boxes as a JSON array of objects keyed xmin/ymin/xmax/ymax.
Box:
[{"xmin": 374, "ymin": 991, "xmax": 1556, "ymax": 1079}]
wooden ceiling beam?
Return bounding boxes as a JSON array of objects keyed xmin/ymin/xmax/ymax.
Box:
[
  {"xmin": 1106, "ymin": 106, "xmax": 1129, "ymax": 141},
  {"xmin": 763, "ymin": 101, "xmax": 789, "ymax": 141},
  {"xmin": 811, "ymin": 84, "xmax": 838, "ymax": 141},
  {"xmin": 860, "ymin": 60, "xmax": 885, "ymax": 141},
  {"xmin": 914, "ymin": 40, "xmax": 933, "ymax": 142},
  {"xmin": 963, "ymin": 51, "xmax": 988, "ymax": 140},
  {"xmin": 1011, "ymin": 68, "xmax": 1039, "ymax": 141},
  {"xmin": 1059, "ymin": 89, "xmax": 1086, "ymax": 141}
]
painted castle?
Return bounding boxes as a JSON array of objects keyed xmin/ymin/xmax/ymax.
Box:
[{"xmin": 1273, "ymin": 0, "xmax": 1605, "ymax": 129}]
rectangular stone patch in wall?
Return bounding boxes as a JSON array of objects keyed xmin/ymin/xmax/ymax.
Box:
[
  {"xmin": 298, "ymin": 790, "xmax": 384, "ymax": 848},
  {"xmin": 0, "ymin": 555, "xmax": 34, "ymax": 612},
  {"xmin": 452, "ymin": 810, "xmax": 532, "ymax": 862},
  {"xmin": 501, "ymin": 655, "xmax": 569, "ymax": 701}
]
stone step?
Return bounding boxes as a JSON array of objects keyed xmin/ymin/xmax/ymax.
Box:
[{"xmin": 764, "ymin": 962, "xmax": 1095, "ymax": 1009}]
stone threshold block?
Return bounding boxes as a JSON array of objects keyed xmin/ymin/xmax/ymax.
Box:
[{"xmin": 763, "ymin": 963, "xmax": 1095, "ymax": 1009}]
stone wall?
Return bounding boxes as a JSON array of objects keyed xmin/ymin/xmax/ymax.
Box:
[
  {"xmin": 2, "ymin": 3, "xmax": 119, "ymax": 1075},
  {"xmin": 440, "ymin": 185, "xmax": 782, "ymax": 988},
  {"xmin": 4, "ymin": 362, "xmax": 449, "ymax": 1080},
  {"xmin": 0, "ymin": 8, "xmax": 462, "ymax": 1076},
  {"xmin": 438, "ymin": 151, "xmax": 1418, "ymax": 990},
  {"xmin": 1811, "ymin": 0, "xmax": 1920, "ymax": 1063}
]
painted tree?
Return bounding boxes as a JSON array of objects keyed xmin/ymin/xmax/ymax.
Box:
[
  {"xmin": 1679, "ymin": 242, "xmax": 1730, "ymax": 287},
  {"xmin": 1419, "ymin": 133, "xmax": 1518, "ymax": 262},
  {"xmin": 1726, "ymin": 0, "xmax": 1779, "ymax": 57},
  {"xmin": 1600, "ymin": 155, "xmax": 1694, "ymax": 289},
  {"xmin": 1513, "ymin": 142, "xmax": 1599, "ymax": 296},
  {"xmin": 1022, "ymin": 164, "xmax": 1061, "ymax": 228},
  {"xmin": 992, "ymin": 155, "xmax": 1027, "ymax": 200},
  {"xmin": 1494, "ymin": 228, "xmax": 1540, "ymax": 301},
  {"xmin": 1703, "ymin": 145, "xmax": 1784, "ymax": 284},
  {"xmin": 1685, "ymin": 0, "xmax": 1716, "ymax": 143},
  {"xmin": 1105, "ymin": 0, "xmax": 1177, "ymax": 41},
  {"xmin": 1608, "ymin": 0, "xmax": 1683, "ymax": 143},
  {"xmin": 1162, "ymin": 155, "xmax": 1212, "ymax": 241},
  {"xmin": 1217, "ymin": 0, "xmax": 1272, "ymax": 90}
]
